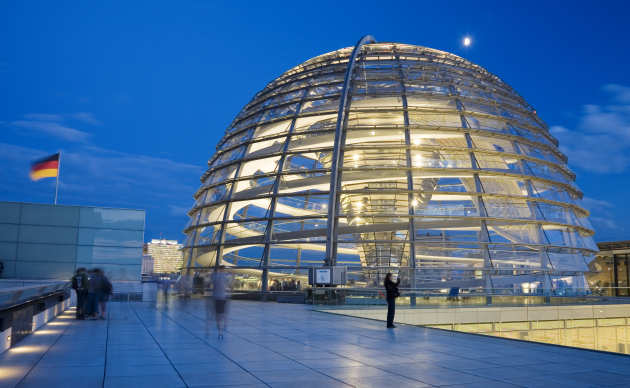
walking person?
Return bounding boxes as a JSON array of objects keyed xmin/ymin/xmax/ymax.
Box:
[
  {"xmin": 71, "ymin": 268, "xmax": 88, "ymax": 319},
  {"xmin": 384, "ymin": 272, "xmax": 400, "ymax": 328},
  {"xmin": 211, "ymin": 266, "xmax": 231, "ymax": 339},
  {"xmin": 95, "ymin": 268, "xmax": 113, "ymax": 320}
]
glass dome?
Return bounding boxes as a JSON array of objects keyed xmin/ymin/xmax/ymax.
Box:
[{"xmin": 183, "ymin": 39, "xmax": 597, "ymax": 295}]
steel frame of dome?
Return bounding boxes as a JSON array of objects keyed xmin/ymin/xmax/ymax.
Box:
[{"xmin": 183, "ymin": 36, "xmax": 597, "ymax": 295}]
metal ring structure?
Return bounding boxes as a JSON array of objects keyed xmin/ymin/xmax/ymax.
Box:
[{"xmin": 183, "ymin": 38, "xmax": 598, "ymax": 295}]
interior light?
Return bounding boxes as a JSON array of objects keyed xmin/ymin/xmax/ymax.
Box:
[
  {"xmin": 353, "ymin": 154, "xmax": 360, "ymax": 161},
  {"xmin": 411, "ymin": 199, "xmax": 418, "ymax": 207},
  {"xmin": 370, "ymin": 131, "xmax": 376, "ymax": 135},
  {"xmin": 413, "ymin": 138, "xmax": 421, "ymax": 145}
]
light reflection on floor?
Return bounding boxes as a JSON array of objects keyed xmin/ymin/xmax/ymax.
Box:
[{"xmin": 429, "ymin": 318, "xmax": 630, "ymax": 355}]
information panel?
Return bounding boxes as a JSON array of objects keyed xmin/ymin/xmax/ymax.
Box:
[{"xmin": 315, "ymin": 268, "xmax": 331, "ymax": 284}]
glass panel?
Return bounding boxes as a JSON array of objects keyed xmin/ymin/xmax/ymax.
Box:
[
  {"xmin": 518, "ymin": 142, "xmax": 562, "ymax": 164},
  {"xmin": 408, "ymin": 111, "xmax": 462, "ymax": 127},
  {"xmin": 231, "ymin": 199, "xmax": 272, "ymax": 220},
  {"xmin": 486, "ymin": 221, "xmax": 541, "ymax": 244},
  {"xmin": 220, "ymin": 128, "xmax": 254, "ymax": 151},
  {"xmin": 246, "ymin": 137, "xmax": 284, "ymax": 156},
  {"xmin": 203, "ymin": 165, "xmax": 238, "ymax": 187},
  {"xmin": 276, "ymin": 194, "xmax": 328, "ymax": 215},
  {"xmin": 465, "ymin": 115, "xmax": 508, "ymax": 132},
  {"xmin": 232, "ymin": 177, "xmax": 275, "ymax": 199},
  {"xmin": 523, "ymin": 160, "xmax": 571, "ymax": 184},
  {"xmin": 0, "ymin": 224, "xmax": 18, "ymax": 241},
  {"xmin": 417, "ymin": 198, "xmax": 480, "ymax": 217},
  {"xmin": 209, "ymin": 145, "xmax": 246, "ymax": 169},
  {"xmin": 78, "ymin": 229, "xmax": 144, "ymax": 247},
  {"xmin": 351, "ymin": 94, "xmax": 403, "ymax": 109},
  {"xmin": 239, "ymin": 156, "xmax": 281, "ymax": 178},
  {"xmin": 475, "ymin": 152, "xmax": 522, "ymax": 173},
  {"xmin": 77, "ymin": 246, "xmax": 142, "ymax": 266},
  {"xmin": 347, "ymin": 111, "xmax": 404, "ymax": 127},
  {"xmin": 308, "ymin": 83, "xmax": 343, "ymax": 98},
  {"xmin": 15, "ymin": 261, "xmax": 76, "ymax": 280},
  {"xmin": 406, "ymin": 95, "xmax": 456, "ymax": 109},
  {"xmin": 471, "ymin": 135, "xmax": 517, "ymax": 153},
  {"xmin": 223, "ymin": 245, "xmax": 263, "ymax": 267},
  {"xmin": 19, "ymin": 225, "xmax": 77, "ymax": 244},
  {"xmin": 195, "ymin": 225, "xmax": 222, "ymax": 246},
  {"xmin": 253, "ymin": 119, "xmax": 292, "ymax": 139},
  {"xmin": 301, "ymin": 97, "xmax": 339, "ymax": 113},
  {"xmin": 0, "ymin": 202, "xmax": 21, "ymax": 224},
  {"xmin": 259, "ymin": 103, "xmax": 298, "ymax": 123},
  {"xmin": 21, "ymin": 203, "xmax": 79, "ymax": 226},
  {"xmin": 547, "ymin": 248, "xmax": 588, "ymax": 271},
  {"xmin": 288, "ymin": 132, "xmax": 334, "ymax": 151},
  {"xmin": 198, "ymin": 205, "xmax": 226, "ymax": 225},
  {"xmin": 346, "ymin": 128, "xmax": 405, "ymax": 146},
  {"xmin": 488, "ymin": 245, "xmax": 541, "ymax": 269},
  {"xmin": 201, "ymin": 184, "xmax": 232, "ymax": 206},
  {"xmin": 410, "ymin": 129, "xmax": 465, "ymax": 147},
  {"xmin": 0, "ymin": 242, "xmax": 17, "ymax": 260},
  {"xmin": 272, "ymin": 217, "xmax": 327, "ymax": 235},
  {"xmin": 413, "ymin": 150, "xmax": 472, "ymax": 168},
  {"xmin": 17, "ymin": 243, "xmax": 76, "ymax": 262},
  {"xmin": 479, "ymin": 176, "xmax": 528, "ymax": 196},
  {"xmin": 277, "ymin": 172, "xmax": 329, "ymax": 195},
  {"xmin": 484, "ymin": 197, "xmax": 536, "ymax": 220},
  {"xmin": 293, "ymin": 113, "xmax": 337, "ymax": 132},
  {"xmin": 530, "ymin": 180, "xmax": 576, "ymax": 205}
]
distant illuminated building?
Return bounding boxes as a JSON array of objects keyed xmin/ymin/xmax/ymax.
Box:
[
  {"xmin": 141, "ymin": 253, "xmax": 154, "ymax": 275},
  {"xmin": 145, "ymin": 239, "xmax": 183, "ymax": 273},
  {"xmin": 588, "ymin": 241, "xmax": 630, "ymax": 296}
]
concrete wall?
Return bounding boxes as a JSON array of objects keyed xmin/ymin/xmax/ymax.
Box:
[{"xmin": 0, "ymin": 202, "xmax": 145, "ymax": 283}]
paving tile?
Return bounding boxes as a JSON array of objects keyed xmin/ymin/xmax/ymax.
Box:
[
  {"xmin": 104, "ymin": 374, "xmax": 187, "ymax": 388},
  {"xmin": 342, "ymin": 374, "xmax": 431, "ymax": 388},
  {"xmin": 105, "ymin": 363, "xmax": 181, "ymax": 377},
  {"xmin": 181, "ymin": 370, "xmax": 263, "ymax": 387}
]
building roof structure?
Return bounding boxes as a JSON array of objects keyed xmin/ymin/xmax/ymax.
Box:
[{"xmin": 183, "ymin": 38, "xmax": 597, "ymax": 294}]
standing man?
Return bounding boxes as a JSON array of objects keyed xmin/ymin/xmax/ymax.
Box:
[
  {"xmin": 384, "ymin": 272, "xmax": 400, "ymax": 328},
  {"xmin": 71, "ymin": 268, "xmax": 88, "ymax": 319}
]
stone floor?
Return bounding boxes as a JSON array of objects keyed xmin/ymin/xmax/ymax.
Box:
[{"xmin": 2, "ymin": 298, "xmax": 630, "ymax": 387}]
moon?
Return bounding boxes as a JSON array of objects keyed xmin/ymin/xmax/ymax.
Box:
[{"xmin": 463, "ymin": 37, "xmax": 472, "ymax": 47}]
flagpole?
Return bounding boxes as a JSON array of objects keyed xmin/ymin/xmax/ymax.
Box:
[{"xmin": 54, "ymin": 152, "xmax": 61, "ymax": 205}]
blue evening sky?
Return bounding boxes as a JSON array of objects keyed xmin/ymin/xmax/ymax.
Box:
[{"xmin": 1, "ymin": 1, "xmax": 629, "ymax": 243}]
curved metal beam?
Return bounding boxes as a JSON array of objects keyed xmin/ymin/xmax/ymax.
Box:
[{"xmin": 325, "ymin": 34, "xmax": 376, "ymax": 264}]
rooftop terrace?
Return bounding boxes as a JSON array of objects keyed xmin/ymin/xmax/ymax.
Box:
[{"xmin": 2, "ymin": 299, "xmax": 630, "ymax": 387}]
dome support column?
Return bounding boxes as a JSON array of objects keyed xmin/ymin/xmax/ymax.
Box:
[
  {"xmin": 449, "ymin": 85, "xmax": 495, "ymax": 300},
  {"xmin": 512, "ymin": 141, "xmax": 554, "ymax": 296},
  {"xmin": 260, "ymin": 88, "xmax": 310, "ymax": 293},
  {"xmin": 325, "ymin": 34, "xmax": 375, "ymax": 266},
  {"xmin": 395, "ymin": 48, "xmax": 418, "ymax": 305}
]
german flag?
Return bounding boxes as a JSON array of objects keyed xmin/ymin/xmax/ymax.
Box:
[{"xmin": 30, "ymin": 153, "xmax": 60, "ymax": 181}]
